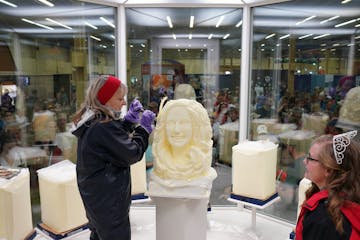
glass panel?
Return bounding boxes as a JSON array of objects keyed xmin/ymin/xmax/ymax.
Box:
[
  {"xmin": 0, "ymin": 0, "xmax": 116, "ymax": 226},
  {"xmin": 126, "ymin": 7, "xmax": 242, "ymax": 205},
  {"xmin": 251, "ymin": 0, "xmax": 360, "ymax": 223}
]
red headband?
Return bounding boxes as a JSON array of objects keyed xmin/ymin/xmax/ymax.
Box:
[{"xmin": 97, "ymin": 76, "xmax": 121, "ymax": 104}]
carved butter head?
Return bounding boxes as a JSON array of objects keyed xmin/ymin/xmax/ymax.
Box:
[
  {"xmin": 166, "ymin": 106, "xmax": 193, "ymax": 147},
  {"xmin": 153, "ymin": 99, "xmax": 213, "ymax": 180}
]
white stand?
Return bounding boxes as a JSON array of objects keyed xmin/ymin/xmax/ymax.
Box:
[
  {"xmin": 227, "ymin": 194, "xmax": 280, "ymax": 231},
  {"xmin": 151, "ymin": 196, "xmax": 208, "ymax": 240}
]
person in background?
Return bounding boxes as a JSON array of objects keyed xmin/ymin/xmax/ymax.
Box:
[
  {"xmin": 71, "ymin": 75, "xmax": 155, "ymax": 240},
  {"xmin": 295, "ymin": 131, "xmax": 360, "ymax": 240},
  {"xmin": 1, "ymin": 89, "xmax": 13, "ymax": 112}
]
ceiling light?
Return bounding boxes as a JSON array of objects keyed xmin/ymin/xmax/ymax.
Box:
[
  {"xmin": 223, "ymin": 34, "xmax": 230, "ymax": 40},
  {"xmin": 84, "ymin": 21, "xmax": 97, "ymax": 29},
  {"xmin": 166, "ymin": 16, "xmax": 173, "ymax": 28},
  {"xmin": 216, "ymin": 16, "xmax": 224, "ymax": 28},
  {"xmin": 299, "ymin": 34, "xmax": 313, "ymax": 39},
  {"xmin": 296, "ymin": 15, "xmax": 316, "ymax": 25},
  {"xmin": 90, "ymin": 35, "xmax": 101, "ymax": 41},
  {"xmin": 235, "ymin": 20, "xmax": 242, "ymax": 28},
  {"xmin": 189, "ymin": 33, "xmax": 192, "ymax": 40},
  {"xmin": 208, "ymin": 33, "xmax": 213, "ymax": 39},
  {"xmin": 110, "ymin": 35, "xmax": 115, "ymax": 39},
  {"xmin": 355, "ymin": 24, "xmax": 360, "ymax": 27},
  {"xmin": 37, "ymin": 0, "xmax": 54, "ymax": 7},
  {"xmin": 313, "ymin": 33, "xmax": 330, "ymax": 39},
  {"xmin": 22, "ymin": 18, "xmax": 53, "ymax": 30},
  {"xmin": 279, "ymin": 34, "xmax": 290, "ymax": 40},
  {"xmin": 320, "ymin": 16, "xmax": 339, "ymax": 24},
  {"xmin": 46, "ymin": 18, "xmax": 72, "ymax": 30},
  {"xmin": 0, "ymin": 0, "xmax": 17, "ymax": 7},
  {"xmin": 355, "ymin": 36, "xmax": 360, "ymax": 39},
  {"xmin": 341, "ymin": 0, "xmax": 352, "ymax": 3},
  {"xmin": 100, "ymin": 17, "xmax": 115, "ymax": 28},
  {"xmin": 335, "ymin": 18, "xmax": 360, "ymax": 27},
  {"xmin": 141, "ymin": 44, "xmax": 145, "ymax": 48},
  {"xmin": 189, "ymin": 16, "xmax": 194, "ymax": 28},
  {"xmin": 265, "ymin": 33, "xmax": 275, "ymax": 39},
  {"xmin": 172, "ymin": 34, "xmax": 176, "ymax": 40},
  {"xmin": 333, "ymin": 43, "xmax": 340, "ymax": 46}
]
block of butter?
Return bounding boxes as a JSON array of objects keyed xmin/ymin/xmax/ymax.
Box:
[
  {"xmin": 37, "ymin": 160, "xmax": 87, "ymax": 233},
  {"xmin": 0, "ymin": 168, "xmax": 33, "ymax": 240}
]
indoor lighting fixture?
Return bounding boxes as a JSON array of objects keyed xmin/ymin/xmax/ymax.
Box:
[
  {"xmin": 141, "ymin": 44, "xmax": 145, "ymax": 47},
  {"xmin": 189, "ymin": 16, "xmax": 194, "ymax": 28},
  {"xmin": 320, "ymin": 16, "xmax": 339, "ymax": 24},
  {"xmin": 22, "ymin": 18, "xmax": 53, "ymax": 30},
  {"xmin": 355, "ymin": 24, "xmax": 360, "ymax": 27},
  {"xmin": 335, "ymin": 18, "xmax": 360, "ymax": 28},
  {"xmin": 172, "ymin": 34, "xmax": 176, "ymax": 40},
  {"xmin": 355, "ymin": 36, "xmax": 360, "ymax": 39},
  {"xmin": 100, "ymin": 17, "xmax": 115, "ymax": 28},
  {"xmin": 90, "ymin": 35, "xmax": 101, "ymax": 41},
  {"xmin": 279, "ymin": 34, "xmax": 290, "ymax": 39},
  {"xmin": 341, "ymin": 0, "xmax": 352, "ymax": 4},
  {"xmin": 46, "ymin": 18, "xmax": 72, "ymax": 30},
  {"xmin": 0, "ymin": 0, "xmax": 17, "ymax": 7},
  {"xmin": 189, "ymin": 33, "xmax": 192, "ymax": 39},
  {"xmin": 37, "ymin": 0, "xmax": 54, "ymax": 7},
  {"xmin": 296, "ymin": 15, "xmax": 316, "ymax": 25},
  {"xmin": 235, "ymin": 20, "xmax": 242, "ymax": 28},
  {"xmin": 223, "ymin": 34, "xmax": 230, "ymax": 40},
  {"xmin": 265, "ymin": 33, "xmax": 275, "ymax": 39},
  {"xmin": 111, "ymin": 35, "xmax": 115, "ymax": 39},
  {"xmin": 84, "ymin": 21, "xmax": 97, "ymax": 29},
  {"xmin": 208, "ymin": 33, "xmax": 213, "ymax": 39},
  {"xmin": 216, "ymin": 16, "xmax": 224, "ymax": 28},
  {"xmin": 166, "ymin": 16, "xmax": 173, "ymax": 28},
  {"xmin": 299, "ymin": 34, "xmax": 313, "ymax": 39},
  {"xmin": 313, "ymin": 33, "xmax": 330, "ymax": 39}
]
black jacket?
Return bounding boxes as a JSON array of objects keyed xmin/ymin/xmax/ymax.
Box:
[{"xmin": 72, "ymin": 117, "xmax": 149, "ymax": 239}]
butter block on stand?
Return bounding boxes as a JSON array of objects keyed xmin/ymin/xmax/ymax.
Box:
[
  {"xmin": 219, "ymin": 122, "xmax": 238, "ymax": 165},
  {"xmin": 232, "ymin": 140, "xmax": 278, "ymax": 200},
  {"xmin": 302, "ymin": 112, "xmax": 329, "ymax": 136},
  {"xmin": 37, "ymin": 160, "xmax": 88, "ymax": 233},
  {"xmin": 131, "ymin": 155, "xmax": 147, "ymax": 199},
  {"xmin": 0, "ymin": 167, "xmax": 33, "ymax": 240}
]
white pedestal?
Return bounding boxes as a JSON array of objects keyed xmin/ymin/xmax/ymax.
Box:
[
  {"xmin": 151, "ymin": 196, "xmax": 208, "ymax": 240},
  {"xmin": 227, "ymin": 194, "xmax": 280, "ymax": 232}
]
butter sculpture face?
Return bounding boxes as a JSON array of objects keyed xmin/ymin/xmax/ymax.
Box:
[{"xmin": 153, "ymin": 99, "xmax": 213, "ymax": 180}]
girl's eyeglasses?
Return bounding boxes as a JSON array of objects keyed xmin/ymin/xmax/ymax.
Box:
[{"xmin": 305, "ymin": 153, "xmax": 320, "ymax": 163}]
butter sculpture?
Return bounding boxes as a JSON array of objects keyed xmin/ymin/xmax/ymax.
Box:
[
  {"xmin": 149, "ymin": 99, "xmax": 217, "ymax": 198},
  {"xmin": 37, "ymin": 160, "xmax": 87, "ymax": 233},
  {"xmin": 0, "ymin": 168, "xmax": 33, "ymax": 240},
  {"xmin": 232, "ymin": 140, "xmax": 278, "ymax": 200}
]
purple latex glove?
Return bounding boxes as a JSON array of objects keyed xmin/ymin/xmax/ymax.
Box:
[
  {"xmin": 124, "ymin": 99, "xmax": 143, "ymax": 123},
  {"xmin": 140, "ymin": 110, "xmax": 156, "ymax": 133}
]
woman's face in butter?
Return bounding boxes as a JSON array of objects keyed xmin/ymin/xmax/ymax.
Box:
[{"xmin": 166, "ymin": 107, "xmax": 193, "ymax": 147}]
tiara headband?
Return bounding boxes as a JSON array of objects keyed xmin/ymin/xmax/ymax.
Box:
[{"xmin": 332, "ymin": 130, "xmax": 357, "ymax": 164}]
